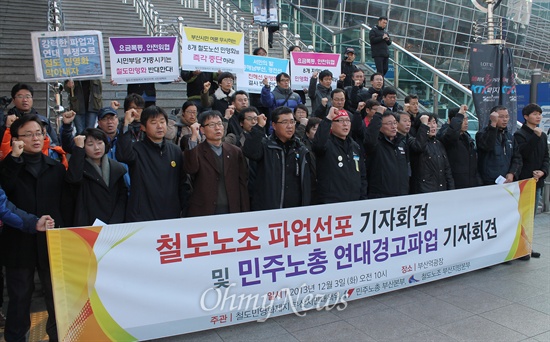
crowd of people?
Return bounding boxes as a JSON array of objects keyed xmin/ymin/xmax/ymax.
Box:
[{"xmin": 0, "ymin": 39, "xmax": 548, "ymax": 340}]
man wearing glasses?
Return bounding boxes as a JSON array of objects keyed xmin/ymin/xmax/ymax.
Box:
[
  {"xmin": 0, "ymin": 115, "xmax": 70, "ymax": 342},
  {"xmin": 183, "ymin": 110, "xmax": 249, "ymax": 217},
  {"xmin": 313, "ymin": 108, "xmax": 367, "ymax": 203},
  {"xmin": 364, "ymin": 106, "xmax": 410, "ymax": 198},
  {"xmin": 260, "ymin": 72, "xmax": 303, "ymax": 113},
  {"xmin": 0, "ymin": 83, "xmax": 60, "ymax": 160},
  {"xmin": 243, "ymin": 106, "xmax": 313, "ymax": 210}
]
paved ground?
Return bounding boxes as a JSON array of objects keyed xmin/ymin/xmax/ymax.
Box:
[{"xmin": 1, "ymin": 213, "xmax": 549, "ymax": 342}]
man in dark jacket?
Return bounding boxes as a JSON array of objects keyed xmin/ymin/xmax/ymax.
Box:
[
  {"xmin": 338, "ymin": 69, "xmax": 371, "ymax": 113},
  {"xmin": 339, "ymin": 47, "xmax": 359, "ymax": 88},
  {"xmin": 410, "ymin": 114, "xmax": 455, "ymax": 193},
  {"xmin": 380, "ymin": 87, "xmax": 403, "ymax": 113},
  {"xmin": 308, "ymin": 70, "xmax": 333, "ymax": 114},
  {"xmin": 437, "ymin": 105, "xmax": 481, "ymax": 189},
  {"xmin": 515, "ymin": 103, "xmax": 549, "ymax": 204},
  {"xmin": 313, "ymin": 88, "xmax": 349, "ymax": 120},
  {"xmin": 364, "ymin": 73, "xmax": 385, "ymax": 101},
  {"xmin": 0, "ymin": 115, "xmax": 71, "ymax": 342},
  {"xmin": 0, "ymin": 83, "xmax": 59, "ymax": 148},
  {"xmin": 476, "ymin": 105, "xmax": 522, "ymax": 185},
  {"xmin": 183, "ymin": 110, "xmax": 249, "ymax": 217},
  {"xmin": 225, "ymin": 90, "xmax": 250, "ymax": 139},
  {"xmin": 514, "ymin": 103, "xmax": 549, "ymax": 259},
  {"xmin": 116, "ymin": 105, "xmax": 187, "ymax": 221},
  {"xmin": 369, "ymin": 16, "xmax": 392, "ymax": 76},
  {"xmin": 364, "ymin": 108, "xmax": 410, "ymax": 198},
  {"xmin": 243, "ymin": 106, "xmax": 313, "ymax": 210},
  {"xmin": 313, "ymin": 108, "xmax": 367, "ymax": 203}
]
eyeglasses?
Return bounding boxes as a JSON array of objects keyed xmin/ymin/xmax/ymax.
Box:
[
  {"xmin": 221, "ymin": 78, "xmax": 234, "ymax": 83},
  {"xmin": 382, "ymin": 121, "xmax": 398, "ymax": 126},
  {"xmin": 15, "ymin": 95, "xmax": 32, "ymax": 100},
  {"xmin": 203, "ymin": 122, "xmax": 224, "ymax": 128},
  {"xmin": 244, "ymin": 117, "xmax": 258, "ymax": 122},
  {"xmin": 100, "ymin": 115, "xmax": 118, "ymax": 121},
  {"xmin": 19, "ymin": 132, "xmax": 44, "ymax": 139},
  {"xmin": 333, "ymin": 119, "xmax": 351, "ymax": 124},
  {"xmin": 278, "ymin": 79, "xmax": 290, "ymax": 83},
  {"xmin": 275, "ymin": 119, "xmax": 296, "ymax": 126}
]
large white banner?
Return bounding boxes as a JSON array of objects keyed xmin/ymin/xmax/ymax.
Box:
[{"xmin": 48, "ymin": 180, "xmax": 536, "ymax": 341}]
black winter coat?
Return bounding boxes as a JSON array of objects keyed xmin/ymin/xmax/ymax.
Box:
[
  {"xmin": 364, "ymin": 113, "xmax": 409, "ymax": 198},
  {"xmin": 369, "ymin": 25, "xmax": 392, "ymax": 58},
  {"xmin": 345, "ymin": 85, "xmax": 371, "ymax": 113},
  {"xmin": 0, "ymin": 153, "xmax": 71, "ymax": 268},
  {"xmin": 340, "ymin": 60, "xmax": 359, "ymax": 88},
  {"xmin": 66, "ymin": 147, "xmax": 128, "ymax": 226},
  {"xmin": 364, "ymin": 87, "xmax": 383, "ymax": 101},
  {"xmin": 476, "ymin": 125, "xmax": 522, "ymax": 185},
  {"xmin": 410, "ymin": 136, "xmax": 455, "ymax": 193},
  {"xmin": 437, "ymin": 114, "xmax": 481, "ymax": 188},
  {"xmin": 313, "ymin": 118, "xmax": 367, "ymax": 203},
  {"xmin": 116, "ymin": 132, "xmax": 187, "ymax": 221},
  {"xmin": 243, "ymin": 126, "xmax": 313, "ymax": 210},
  {"xmin": 514, "ymin": 125, "xmax": 549, "ymax": 189}
]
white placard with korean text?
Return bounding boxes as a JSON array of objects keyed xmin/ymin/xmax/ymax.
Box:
[
  {"xmin": 289, "ymin": 51, "xmax": 341, "ymax": 90},
  {"xmin": 48, "ymin": 180, "xmax": 535, "ymax": 341},
  {"xmin": 180, "ymin": 27, "xmax": 244, "ymax": 74},
  {"xmin": 109, "ymin": 36, "xmax": 179, "ymax": 84},
  {"xmin": 237, "ymin": 55, "xmax": 289, "ymax": 94},
  {"xmin": 31, "ymin": 30, "xmax": 105, "ymax": 82}
]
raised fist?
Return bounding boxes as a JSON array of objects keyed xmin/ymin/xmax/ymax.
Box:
[
  {"xmin": 5, "ymin": 114, "xmax": 17, "ymax": 128},
  {"xmin": 203, "ymin": 81, "xmax": 211, "ymax": 93},
  {"xmin": 489, "ymin": 112, "xmax": 499, "ymax": 126},
  {"xmin": 11, "ymin": 140, "xmax": 25, "ymax": 158},
  {"xmin": 62, "ymin": 110, "xmax": 76, "ymax": 125},
  {"xmin": 73, "ymin": 135, "xmax": 85, "ymax": 148},
  {"xmin": 257, "ymin": 114, "xmax": 267, "ymax": 128}
]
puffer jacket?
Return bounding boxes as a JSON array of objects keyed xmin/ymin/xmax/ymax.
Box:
[{"xmin": 261, "ymin": 85, "xmax": 302, "ymax": 111}]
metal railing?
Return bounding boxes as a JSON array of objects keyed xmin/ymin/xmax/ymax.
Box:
[
  {"xmin": 278, "ymin": 0, "xmax": 476, "ymax": 120},
  {"xmin": 47, "ymin": 0, "xmax": 66, "ymax": 122},
  {"xmin": 279, "ymin": 24, "xmax": 311, "ymax": 58},
  {"xmin": 133, "ymin": 0, "xmax": 161, "ymax": 36},
  {"xmin": 161, "ymin": 0, "xmax": 254, "ymax": 54}
]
